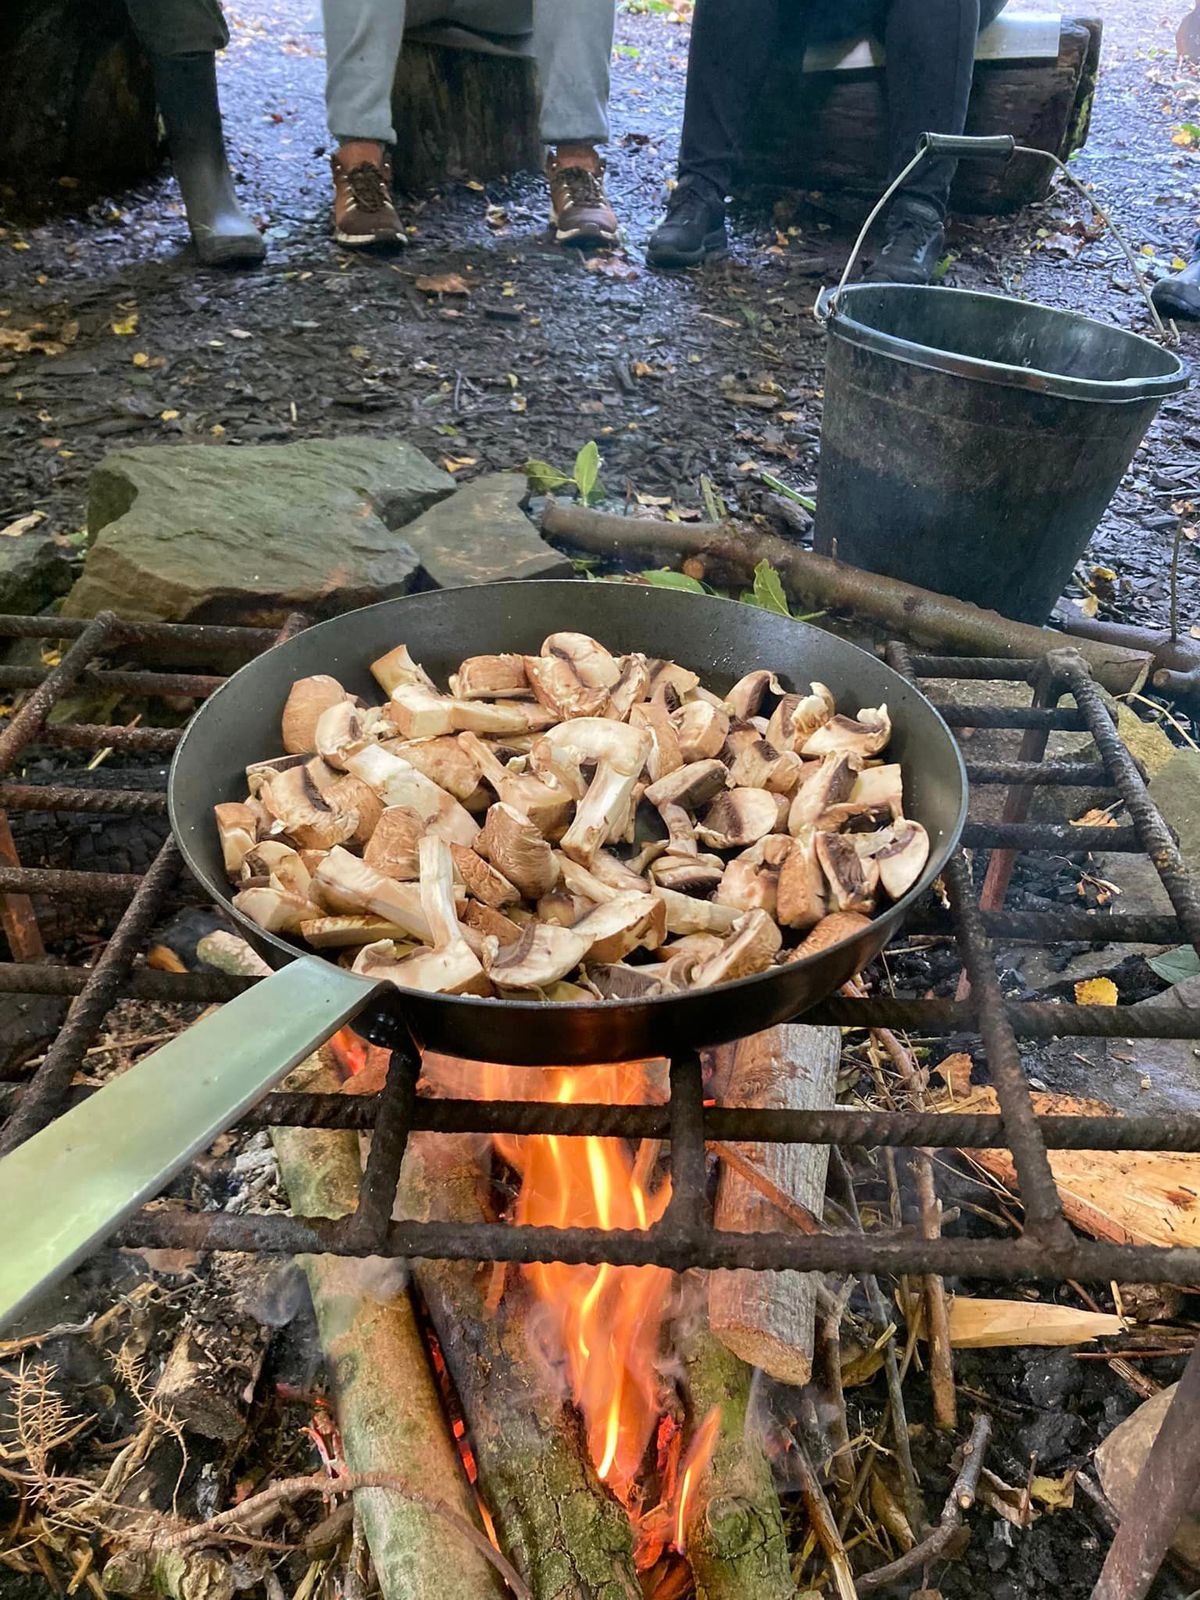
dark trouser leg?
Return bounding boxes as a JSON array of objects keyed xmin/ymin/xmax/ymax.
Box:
[
  {"xmin": 882, "ymin": 0, "xmax": 980, "ymax": 216},
  {"xmin": 675, "ymin": 0, "xmax": 784, "ymax": 199},
  {"xmin": 124, "ymin": 1, "xmax": 264, "ymax": 266}
]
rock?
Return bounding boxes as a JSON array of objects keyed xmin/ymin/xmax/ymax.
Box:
[
  {"xmin": 64, "ymin": 439, "xmax": 453, "ymax": 625},
  {"xmin": 1095, "ymin": 1383, "xmax": 1200, "ymax": 1568},
  {"xmin": 1022, "ymin": 1408, "xmax": 1083, "ymax": 1467},
  {"xmin": 1149, "ymin": 750, "xmax": 1200, "ymax": 870},
  {"xmin": 400, "ymin": 472, "xmax": 575, "ymax": 589},
  {"xmin": 0, "ymin": 530, "xmax": 72, "ymax": 615}
]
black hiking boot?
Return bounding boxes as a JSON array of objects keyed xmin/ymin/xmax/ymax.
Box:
[
  {"xmin": 863, "ymin": 195, "xmax": 945, "ymax": 287},
  {"xmin": 1151, "ymin": 237, "xmax": 1200, "ymax": 322},
  {"xmin": 647, "ymin": 181, "xmax": 728, "ymax": 269}
]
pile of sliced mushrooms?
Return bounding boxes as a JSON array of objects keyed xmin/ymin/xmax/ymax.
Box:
[{"xmin": 214, "ymin": 633, "xmax": 929, "ymax": 1000}]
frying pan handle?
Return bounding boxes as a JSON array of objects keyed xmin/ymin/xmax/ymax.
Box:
[{"xmin": 0, "ymin": 958, "xmax": 388, "ymax": 1331}]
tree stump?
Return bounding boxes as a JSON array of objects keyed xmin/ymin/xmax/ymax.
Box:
[
  {"xmin": 0, "ymin": 0, "xmax": 159, "ymax": 190},
  {"xmin": 391, "ymin": 36, "xmax": 541, "ymax": 190},
  {"xmin": 741, "ymin": 16, "xmax": 1103, "ymax": 214}
]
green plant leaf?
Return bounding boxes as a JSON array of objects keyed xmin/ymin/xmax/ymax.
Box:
[
  {"xmin": 639, "ymin": 568, "xmax": 706, "ymax": 593},
  {"xmin": 747, "ymin": 559, "xmax": 791, "ymax": 617},
  {"xmin": 573, "ymin": 440, "xmax": 603, "ymax": 506},
  {"xmin": 1147, "ymin": 945, "xmax": 1200, "ymax": 986},
  {"xmin": 524, "ymin": 458, "xmax": 573, "ymax": 494}
]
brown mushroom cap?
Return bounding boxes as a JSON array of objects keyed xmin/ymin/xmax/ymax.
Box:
[
  {"xmin": 260, "ymin": 765, "xmax": 360, "ymax": 852},
  {"xmin": 484, "ymin": 921, "xmax": 592, "ymax": 989},
  {"xmin": 383, "ymin": 736, "xmax": 489, "ymax": 810},
  {"xmin": 525, "ymin": 632, "xmax": 622, "ymax": 719},
  {"xmin": 630, "ymin": 699, "xmax": 684, "ymax": 783},
  {"xmin": 282, "ymin": 675, "xmax": 350, "ymax": 755},
  {"xmin": 724, "ymin": 670, "xmax": 774, "ymax": 721},
  {"xmin": 449, "ymin": 654, "xmax": 530, "ymax": 700},
  {"xmin": 726, "ymin": 738, "xmax": 805, "ymax": 795},
  {"xmin": 450, "ymin": 842, "xmax": 521, "ymax": 909},
  {"xmin": 461, "ymin": 900, "xmax": 524, "ymax": 947},
  {"xmin": 787, "ymin": 752, "xmax": 859, "ymax": 835},
  {"xmin": 478, "ymin": 801, "xmax": 559, "ymax": 900},
  {"xmin": 691, "ymin": 909, "xmax": 783, "ymax": 987},
  {"xmin": 776, "ymin": 833, "xmax": 827, "ymax": 931},
  {"xmin": 786, "ymin": 910, "xmax": 873, "ymax": 962},
  {"xmin": 364, "ymin": 806, "xmax": 425, "ymax": 880}
]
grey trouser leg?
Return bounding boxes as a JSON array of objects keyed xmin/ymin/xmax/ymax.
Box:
[
  {"xmin": 125, "ymin": 0, "xmax": 230, "ymax": 56},
  {"xmin": 323, "ymin": 0, "xmax": 614, "ymax": 148}
]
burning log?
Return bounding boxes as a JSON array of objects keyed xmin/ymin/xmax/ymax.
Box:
[
  {"xmin": 271, "ymin": 1058, "xmax": 505, "ymax": 1600},
  {"xmin": 398, "ymin": 1131, "xmax": 643, "ymax": 1600},
  {"xmin": 540, "ymin": 501, "xmax": 1153, "ymax": 697},
  {"xmin": 707, "ymin": 1024, "xmax": 840, "ymax": 1386}
]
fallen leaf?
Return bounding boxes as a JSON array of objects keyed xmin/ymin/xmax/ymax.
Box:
[
  {"xmin": 160, "ymin": 409, "xmax": 180, "ymax": 422},
  {"xmin": 1030, "ymin": 1469, "xmax": 1077, "ymax": 1512},
  {"xmin": 132, "ymin": 352, "xmax": 150, "ymax": 368},
  {"xmin": 980, "ymin": 1470, "xmax": 1037, "ymax": 1529},
  {"xmin": 934, "ymin": 1051, "xmax": 973, "ymax": 1098},
  {"xmin": 1075, "ymin": 976, "xmax": 1119, "ymax": 1006},
  {"xmin": 0, "ymin": 510, "xmax": 45, "ymax": 539},
  {"xmin": 228, "ymin": 327, "xmax": 253, "ymax": 339},
  {"xmin": 147, "ymin": 944, "xmax": 188, "ymax": 974},
  {"xmin": 415, "ymin": 272, "xmax": 470, "ymax": 296},
  {"xmin": 1074, "ymin": 593, "xmax": 1099, "ymax": 618},
  {"xmin": 111, "ymin": 310, "xmax": 139, "ymax": 336},
  {"xmin": 440, "ymin": 456, "xmax": 478, "ymax": 474},
  {"xmin": 630, "ymin": 360, "xmax": 656, "ymax": 378},
  {"xmin": 1072, "ymin": 807, "xmax": 1118, "ymax": 828}
]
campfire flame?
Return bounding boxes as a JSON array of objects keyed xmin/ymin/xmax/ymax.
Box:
[{"xmin": 673, "ymin": 1406, "xmax": 722, "ymax": 1553}]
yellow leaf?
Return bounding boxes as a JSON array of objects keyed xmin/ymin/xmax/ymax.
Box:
[
  {"xmin": 131, "ymin": 351, "xmax": 150, "ymax": 368},
  {"xmin": 111, "ymin": 311, "xmax": 139, "ymax": 336},
  {"xmin": 1030, "ymin": 1470, "xmax": 1076, "ymax": 1512},
  {"xmin": 1075, "ymin": 976, "xmax": 1119, "ymax": 1006},
  {"xmin": 440, "ymin": 455, "xmax": 478, "ymax": 474},
  {"xmin": 160, "ymin": 409, "xmax": 179, "ymax": 422},
  {"xmin": 210, "ymin": 423, "xmax": 225, "ymax": 436},
  {"xmin": 0, "ymin": 510, "xmax": 45, "ymax": 538},
  {"xmin": 934, "ymin": 1052, "xmax": 973, "ymax": 1098},
  {"xmin": 464, "ymin": 179, "xmax": 485, "ymax": 192},
  {"xmin": 1071, "ymin": 807, "xmax": 1118, "ymax": 828},
  {"xmin": 11, "ymin": 241, "xmax": 29, "ymax": 252},
  {"xmin": 1173, "ymin": 256, "xmax": 1190, "ymax": 271},
  {"xmin": 1074, "ymin": 593, "xmax": 1099, "ymax": 618},
  {"xmin": 415, "ymin": 273, "xmax": 470, "ymax": 296}
]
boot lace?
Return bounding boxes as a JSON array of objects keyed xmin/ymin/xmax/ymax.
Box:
[
  {"xmin": 555, "ymin": 166, "xmax": 606, "ymax": 207},
  {"xmin": 881, "ymin": 208, "xmax": 940, "ymax": 258},
  {"xmin": 664, "ymin": 183, "xmax": 717, "ymax": 223},
  {"xmin": 345, "ymin": 162, "xmax": 392, "ymax": 213}
]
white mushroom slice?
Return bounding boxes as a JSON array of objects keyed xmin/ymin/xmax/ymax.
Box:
[
  {"xmin": 314, "ymin": 702, "xmax": 383, "ymax": 771},
  {"xmin": 479, "ymin": 801, "xmax": 558, "ymax": 899},
  {"xmin": 787, "ymin": 753, "xmax": 859, "ymax": 835},
  {"xmin": 363, "ymin": 806, "xmax": 425, "ymax": 880},
  {"xmin": 450, "ymin": 842, "xmax": 521, "ymax": 910},
  {"xmin": 644, "ymin": 759, "xmax": 728, "ymax": 855},
  {"xmin": 876, "ymin": 820, "xmax": 930, "ymax": 900},
  {"xmin": 652, "ymin": 932, "xmax": 725, "ymax": 965},
  {"xmin": 233, "ymin": 885, "xmax": 313, "ymax": 935},
  {"xmin": 282, "ymin": 675, "xmax": 350, "ymax": 755},
  {"xmin": 531, "ymin": 717, "xmax": 652, "ymax": 796},
  {"xmin": 345, "ymin": 746, "xmax": 479, "ymax": 847},
  {"xmin": 606, "ymin": 654, "xmax": 651, "ymax": 720},
  {"xmin": 560, "ymin": 763, "xmax": 640, "ymax": 866},
  {"xmin": 449, "ymin": 654, "xmax": 529, "ymax": 700},
  {"xmin": 586, "ymin": 963, "xmax": 666, "ymax": 1000},
  {"xmin": 260, "ymin": 765, "xmax": 360, "ymax": 851},
  {"xmin": 815, "ymin": 832, "xmax": 879, "ymax": 915},
  {"xmin": 691, "ymin": 909, "xmax": 783, "ymax": 987},
  {"xmin": 354, "ymin": 936, "xmax": 489, "ymax": 996},
  {"xmin": 650, "ymin": 853, "xmax": 726, "ymax": 897},
  {"xmin": 630, "ymin": 700, "xmax": 684, "ymax": 783},
  {"xmin": 418, "ymin": 835, "xmax": 479, "ymax": 950},
  {"xmin": 483, "ymin": 921, "xmax": 591, "ymax": 989},
  {"xmin": 716, "ymin": 835, "xmax": 795, "ymax": 917},
  {"xmin": 724, "ymin": 670, "xmax": 774, "ymax": 721},
  {"xmin": 242, "ymin": 841, "xmax": 312, "ymax": 899},
  {"xmin": 214, "ymin": 802, "xmax": 259, "ymax": 876},
  {"xmin": 786, "ymin": 910, "xmax": 873, "ymax": 962},
  {"xmin": 246, "ymin": 753, "xmax": 308, "ymax": 796},
  {"xmin": 371, "ymin": 644, "xmax": 436, "ymax": 696},
  {"xmin": 652, "ymin": 886, "xmax": 740, "ymax": 936},
  {"xmin": 458, "ymin": 731, "xmax": 573, "ymax": 837},
  {"xmin": 453, "ymin": 699, "xmax": 556, "ymax": 735},
  {"xmin": 557, "ymin": 855, "xmax": 624, "ymax": 905},
  {"xmin": 673, "ymin": 701, "xmax": 729, "ymax": 763},
  {"xmin": 697, "ymin": 788, "xmax": 778, "ymax": 850},
  {"xmin": 776, "ymin": 833, "xmax": 827, "ymax": 931},
  {"xmin": 462, "ymin": 900, "xmax": 523, "ymax": 947},
  {"xmin": 573, "ymin": 891, "xmax": 666, "ymax": 964},
  {"xmin": 539, "ymin": 888, "xmax": 597, "ymax": 927},
  {"xmin": 319, "ymin": 771, "xmax": 383, "ymax": 847},
  {"xmin": 313, "ymin": 848, "xmax": 434, "ymax": 941},
  {"xmin": 383, "ymin": 736, "xmax": 488, "ymax": 809},
  {"xmin": 766, "ymin": 683, "xmax": 836, "ymax": 753},
  {"xmin": 802, "ymin": 704, "xmax": 891, "ymax": 759},
  {"xmin": 300, "ymin": 916, "xmax": 416, "ymax": 949},
  {"xmin": 589, "ymin": 850, "xmax": 652, "ymax": 895},
  {"xmin": 850, "ymin": 763, "xmax": 904, "ymax": 822},
  {"xmin": 387, "ymin": 684, "xmax": 459, "ymax": 740},
  {"xmin": 726, "ymin": 738, "xmax": 805, "ymax": 795},
  {"xmin": 525, "ymin": 632, "xmax": 622, "ymax": 719},
  {"xmin": 649, "ymin": 660, "xmax": 700, "ymax": 702}
]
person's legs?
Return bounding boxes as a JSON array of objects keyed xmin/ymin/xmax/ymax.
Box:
[
  {"xmin": 532, "ymin": 0, "xmax": 619, "ymax": 244},
  {"xmin": 322, "ymin": 0, "xmax": 406, "ymax": 246},
  {"xmin": 1152, "ymin": 232, "xmax": 1200, "ymax": 321},
  {"xmin": 124, "ymin": 0, "xmax": 264, "ymax": 266}
]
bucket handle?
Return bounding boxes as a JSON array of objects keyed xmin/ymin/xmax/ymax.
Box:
[{"xmin": 816, "ymin": 133, "xmax": 1172, "ymax": 340}]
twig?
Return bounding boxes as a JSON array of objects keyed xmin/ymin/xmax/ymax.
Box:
[
  {"xmin": 814, "ymin": 1284, "xmax": 856, "ymax": 1495},
  {"xmin": 855, "ymin": 1415, "xmax": 992, "ymax": 1594},
  {"xmin": 914, "ymin": 1156, "xmax": 957, "ymax": 1433},
  {"xmin": 154, "ymin": 1472, "xmax": 531, "ymax": 1600},
  {"xmin": 792, "ymin": 1433, "xmax": 859, "ymax": 1600},
  {"xmin": 1170, "ymin": 518, "xmax": 1184, "ymax": 644}
]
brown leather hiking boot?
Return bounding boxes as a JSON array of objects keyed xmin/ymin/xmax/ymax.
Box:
[
  {"xmin": 331, "ymin": 150, "xmax": 403, "ymax": 249},
  {"xmin": 546, "ymin": 149, "xmax": 618, "ymax": 246}
]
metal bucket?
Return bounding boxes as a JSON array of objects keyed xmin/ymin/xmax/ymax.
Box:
[{"xmin": 813, "ymin": 136, "xmax": 1190, "ymax": 624}]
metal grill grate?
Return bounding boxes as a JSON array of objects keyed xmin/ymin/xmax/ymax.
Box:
[{"xmin": 2, "ymin": 613, "xmax": 1200, "ymax": 1284}]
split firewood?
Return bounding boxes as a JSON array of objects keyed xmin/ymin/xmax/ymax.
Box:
[
  {"xmin": 398, "ymin": 1132, "xmax": 641, "ymax": 1600},
  {"xmin": 539, "ymin": 500, "xmax": 1151, "ymax": 696},
  {"xmin": 707, "ymin": 1024, "xmax": 840, "ymax": 1386},
  {"xmin": 940, "ymin": 1297, "xmax": 1123, "ymax": 1348},
  {"xmin": 151, "ymin": 1273, "xmax": 268, "ymax": 1443},
  {"xmin": 271, "ymin": 1058, "xmax": 505, "ymax": 1600}
]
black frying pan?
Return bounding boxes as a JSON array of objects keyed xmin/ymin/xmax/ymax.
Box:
[{"xmin": 0, "ymin": 582, "xmax": 966, "ymax": 1326}]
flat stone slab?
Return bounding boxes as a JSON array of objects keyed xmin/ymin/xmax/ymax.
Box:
[
  {"xmin": 64, "ymin": 439, "xmax": 454, "ymax": 625},
  {"xmin": 401, "ymin": 472, "xmax": 574, "ymax": 590}
]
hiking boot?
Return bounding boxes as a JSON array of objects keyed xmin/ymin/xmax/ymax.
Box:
[
  {"xmin": 546, "ymin": 149, "xmax": 619, "ymax": 246},
  {"xmin": 1151, "ymin": 239, "xmax": 1200, "ymax": 322},
  {"xmin": 331, "ymin": 151, "xmax": 403, "ymax": 249},
  {"xmin": 863, "ymin": 196, "xmax": 945, "ymax": 286},
  {"xmin": 647, "ymin": 181, "xmax": 728, "ymax": 269}
]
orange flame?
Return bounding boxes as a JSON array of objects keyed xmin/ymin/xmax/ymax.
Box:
[{"xmin": 673, "ymin": 1406, "xmax": 722, "ymax": 1553}]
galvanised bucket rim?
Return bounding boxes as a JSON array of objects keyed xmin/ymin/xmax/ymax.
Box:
[{"xmin": 828, "ymin": 283, "xmax": 1189, "ymax": 406}]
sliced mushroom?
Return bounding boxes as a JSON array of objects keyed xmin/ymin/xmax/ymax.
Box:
[
  {"xmin": 214, "ymin": 802, "xmax": 260, "ymax": 876},
  {"xmin": 233, "ymin": 884, "xmax": 312, "ymax": 934},
  {"xmin": 673, "ymin": 701, "xmax": 730, "ymax": 762},
  {"xmin": 652, "ymin": 932, "xmax": 725, "ymax": 966},
  {"xmin": 363, "ymin": 806, "xmax": 425, "ymax": 880},
  {"xmin": 766, "ymin": 683, "xmax": 836, "ymax": 753},
  {"xmin": 282, "ymin": 675, "xmax": 350, "ymax": 755},
  {"xmin": 560, "ymin": 763, "xmax": 640, "ymax": 866},
  {"xmin": 300, "ymin": 915, "xmax": 417, "ymax": 949},
  {"xmin": 386, "ymin": 684, "xmax": 458, "ymax": 740},
  {"xmin": 629, "ymin": 700, "xmax": 684, "ymax": 782},
  {"xmin": 776, "ymin": 833, "xmax": 827, "ymax": 931},
  {"xmin": 461, "ymin": 899, "xmax": 523, "ymax": 947},
  {"xmin": 786, "ymin": 910, "xmax": 873, "ymax": 961},
  {"xmin": 814, "ymin": 832, "xmax": 879, "ymax": 915},
  {"xmin": 313, "ymin": 702, "xmax": 383, "ymax": 771},
  {"xmin": 716, "ymin": 835, "xmax": 795, "ymax": 917},
  {"xmin": 353, "ymin": 935, "xmax": 489, "ymax": 996},
  {"xmin": 606, "ymin": 654, "xmax": 651, "ymax": 720},
  {"xmin": 246, "ymin": 753, "xmax": 308, "ymax": 796},
  {"xmin": 371, "ymin": 643, "xmax": 436, "ymax": 697},
  {"xmin": 530, "ymin": 717, "xmax": 652, "ymax": 799},
  {"xmin": 557, "ymin": 855, "xmax": 624, "ymax": 905},
  {"xmin": 313, "ymin": 847, "xmax": 434, "ymax": 941},
  {"xmin": 724, "ymin": 670, "xmax": 774, "ymax": 721},
  {"xmin": 260, "ymin": 765, "xmax": 360, "ymax": 851},
  {"xmin": 241, "ymin": 840, "xmax": 311, "ymax": 899},
  {"xmin": 484, "ymin": 921, "xmax": 591, "ymax": 989},
  {"xmin": 525, "ymin": 632, "xmax": 622, "ymax": 719},
  {"xmin": 801, "ymin": 704, "xmax": 891, "ymax": 759},
  {"xmin": 449, "ymin": 842, "xmax": 521, "ymax": 910},
  {"xmin": 850, "ymin": 763, "xmax": 904, "ymax": 821},
  {"xmin": 876, "ymin": 820, "xmax": 929, "ymax": 900},
  {"xmin": 458, "ymin": 731, "xmax": 573, "ymax": 838},
  {"xmin": 589, "ymin": 850, "xmax": 652, "ymax": 896},
  {"xmin": 649, "ymin": 660, "xmax": 700, "ymax": 702},
  {"xmin": 726, "ymin": 737, "xmax": 805, "ymax": 795},
  {"xmin": 697, "ymin": 788, "xmax": 778, "ymax": 850},
  {"xmin": 346, "ymin": 746, "xmax": 479, "ymax": 847},
  {"xmin": 692, "ymin": 909, "xmax": 783, "ymax": 987},
  {"xmin": 390, "ymin": 687, "xmax": 556, "ymax": 739},
  {"xmin": 383, "ymin": 736, "xmax": 488, "ymax": 810},
  {"xmin": 644, "ymin": 759, "xmax": 728, "ymax": 854},
  {"xmin": 585, "ymin": 963, "xmax": 667, "ymax": 1000},
  {"xmin": 449, "ymin": 654, "xmax": 529, "ymax": 700},
  {"xmin": 538, "ymin": 888, "xmax": 597, "ymax": 927},
  {"xmin": 650, "ymin": 853, "xmax": 726, "ymax": 898},
  {"xmin": 652, "ymin": 885, "xmax": 740, "ymax": 936},
  {"xmin": 323, "ymin": 773, "xmax": 383, "ymax": 847},
  {"xmin": 478, "ymin": 802, "xmax": 558, "ymax": 900},
  {"xmin": 787, "ymin": 753, "xmax": 859, "ymax": 835},
  {"xmin": 573, "ymin": 891, "xmax": 666, "ymax": 964}
]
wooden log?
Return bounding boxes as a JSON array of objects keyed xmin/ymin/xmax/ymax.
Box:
[
  {"xmin": 741, "ymin": 19, "xmax": 1096, "ymax": 214},
  {"xmin": 152, "ymin": 1268, "xmax": 268, "ymax": 1443},
  {"xmin": 678, "ymin": 1323, "xmax": 795, "ymax": 1600},
  {"xmin": 399, "ymin": 1132, "xmax": 642, "ymax": 1600},
  {"xmin": 271, "ymin": 1059, "xmax": 504, "ymax": 1600},
  {"xmin": 540, "ymin": 500, "xmax": 1153, "ymax": 697},
  {"xmin": 390, "ymin": 39, "xmax": 541, "ymax": 191},
  {"xmin": 707, "ymin": 1025, "xmax": 840, "ymax": 1387}
]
